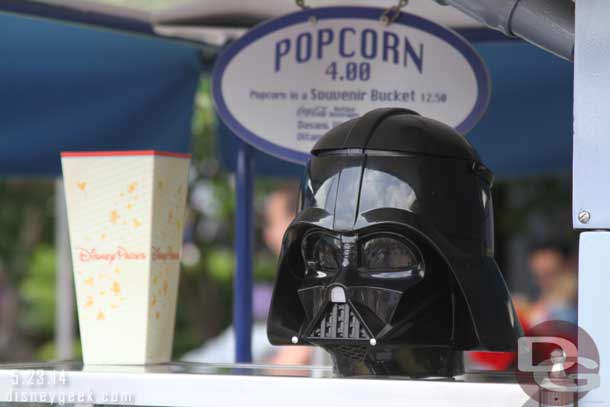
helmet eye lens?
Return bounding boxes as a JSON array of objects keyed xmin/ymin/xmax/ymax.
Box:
[
  {"xmin": 301, "ymin": 233, "xmax": 422, "ymax": 279},
  {"xmin": 302, "ymin": 233, "xmax": 341, "ymax": 278},
  {"xmin": 362, "ymin": 236, "xmax": 417, "ymax": 270},
  {"xmin": 314, "ymin": 236, "xmax": 340, "ymax": 270}
]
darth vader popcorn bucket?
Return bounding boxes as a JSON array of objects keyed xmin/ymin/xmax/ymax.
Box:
[{"xmin": 267, "ymin": 108, "xmax": 522, "ymax": 378}]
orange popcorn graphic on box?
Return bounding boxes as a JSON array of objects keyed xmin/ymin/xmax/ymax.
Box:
[{"xmin": 61, "ymin": 151, "xmax": 190, "ymax": 365}]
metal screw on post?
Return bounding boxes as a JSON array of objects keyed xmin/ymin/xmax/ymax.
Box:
[
  {"xmin": 381, "ymin": 0, "xmax": 409, "ymax": 26},
  {"xmin": 295, "ymin": 0, "xmax": 316, "ymax": 25},
  {"xmin": 579, "ymin": 210, "xmax": 591, "ymax": 224}
]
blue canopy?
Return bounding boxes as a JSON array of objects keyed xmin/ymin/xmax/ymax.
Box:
[
  {"xmin": 0, "ymin": 4, "xmax": 572, "ymax": 179},
  {"xmin": 0, "ymin": 12, "xmax": 203, "ymax": 176}
]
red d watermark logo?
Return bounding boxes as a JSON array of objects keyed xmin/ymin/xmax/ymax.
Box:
[{"xmin": 516, "ymin": 320, "xmax": 600, "ymax": 406}]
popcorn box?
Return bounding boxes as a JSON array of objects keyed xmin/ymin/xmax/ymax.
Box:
[{"xmin": 60, "ymin": 151, "xmax": 190, "ymax": 364}]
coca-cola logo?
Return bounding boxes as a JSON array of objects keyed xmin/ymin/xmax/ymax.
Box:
[
  {"xmin": 76, "ymin": 247, "xmax": 146, "ymax": 263},
  {"xmin": 296, "ymin": 105, "xmax": 328, "ymax": 118}
]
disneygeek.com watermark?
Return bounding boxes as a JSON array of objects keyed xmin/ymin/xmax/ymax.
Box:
[
  {"xmin": 6, "ymin": 389, "xmax": 133, "ymax": 404},
  {"xmin": 6, "ymin": 370, "xmax": 134, "ymax": 405},
  {"xmin": 516, "ymin": 320, "xmax": 600, "ymax": 406}
]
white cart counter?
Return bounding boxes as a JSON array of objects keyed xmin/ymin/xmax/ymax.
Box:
[{"xmin": 0, "ymin": 361, "xmax": 532, "ymax": 407}]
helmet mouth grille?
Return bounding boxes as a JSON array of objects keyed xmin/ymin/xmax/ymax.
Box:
[{"xmin": 306, "ymin": 303, "xmax": 371, "ymax": 341}]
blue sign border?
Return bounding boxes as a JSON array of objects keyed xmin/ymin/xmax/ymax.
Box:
[{"xmin": 212, "ymin": 6, "xmax": 491, "ymax": 165}]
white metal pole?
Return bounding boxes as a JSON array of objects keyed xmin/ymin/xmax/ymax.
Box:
[
  {"xmin": 573, "ymin": 1, "xmax": 610, "ymax": 405},
  {"xmin": 54, "ymin": 179, "xmax": 74, "ymax": 360}
]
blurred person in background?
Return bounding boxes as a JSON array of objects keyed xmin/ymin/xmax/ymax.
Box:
[
  {"xmin": 469, "ymin": 241, "xmax": 577, "ymax": 371},
  {"xmin": 183, "ymin": 183, "xmax": 313, "ymax": 365},
  {"xmin": 523, "ymin": 241, "xmax": 578, "ymax": 325}
]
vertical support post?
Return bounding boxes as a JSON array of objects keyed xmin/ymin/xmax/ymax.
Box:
[
  {"xmin": 54, "ymin": 179, "xmax": 74, "ymax": 360},
  {"xmin": 573, "ymin": 1, "xmax": 610, "ymax": 405},
  {"xmin": 578, "ymin": 233, "xmax": 608, "ymax": 406},
  {"xmin": 234, "ymin": 138, "xmax": 255, "ymax": 363}
]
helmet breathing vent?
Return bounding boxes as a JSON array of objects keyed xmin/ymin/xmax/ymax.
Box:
[{"xmin": 308, "ymin": 303, "xmax": 370, "ymax": 340}]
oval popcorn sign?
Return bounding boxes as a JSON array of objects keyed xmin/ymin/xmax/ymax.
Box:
[{"xmin": 212, "ymin": 7, "xmax": 490, "ymax": 164}]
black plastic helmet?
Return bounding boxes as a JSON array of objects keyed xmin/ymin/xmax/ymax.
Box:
[{"xmin": 267, "ymin": 108, "xmax": 522, "ymax": 377}]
